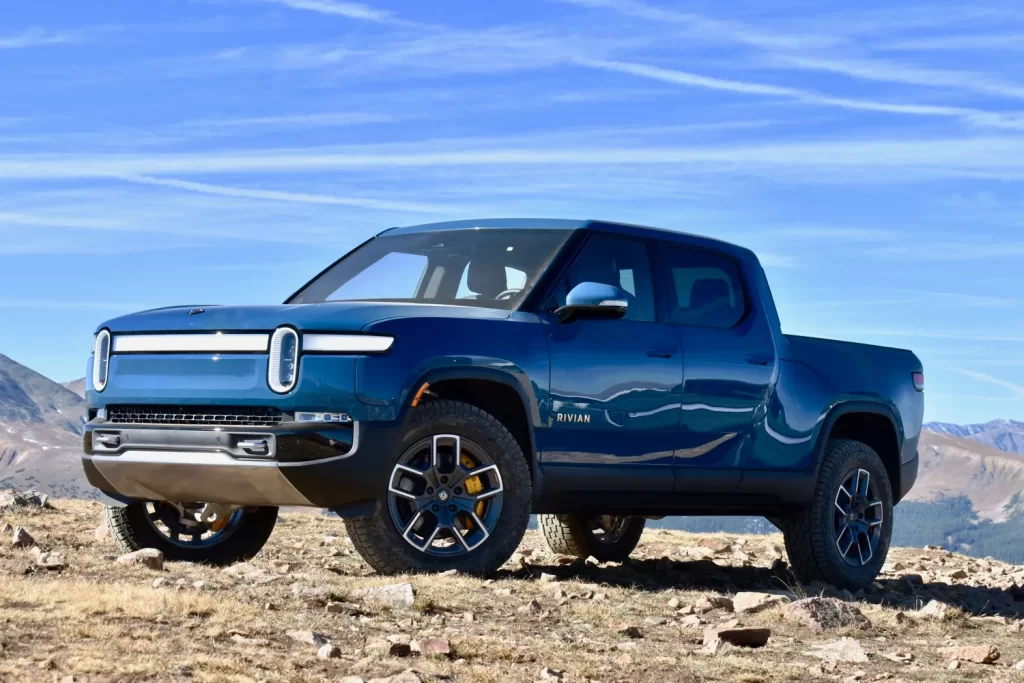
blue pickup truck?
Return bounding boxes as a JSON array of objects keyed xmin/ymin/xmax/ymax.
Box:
[{"xmin": 82, "ymin": 218, "xmax": 923, "ymax": 589}]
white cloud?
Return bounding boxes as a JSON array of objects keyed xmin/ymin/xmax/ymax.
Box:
[
  {"xmin": 114, "ymin": 174, "xmax": 452, "ymax": 213},
  {"xmin": 0, "ymin": 27, "xmax": 73, "ymax": 49},
  {"xmin": 575, "ymin": 58, "xmax": 1024, "ymax": 129},
  {"xmin": 263, "ymin": 0, "xmax": 413, "ymax": 25},
  {"xmin": 952, "ymin": 368, "xmax": 1024, "ymax": 398},
  {"xmin": 559, "ymin": 0, "xmax": 839, "ymax": 49},
  {"xmin": 882, "ymin": 33, "xmax": 1024, "ymax": 52},
  {"xmin": 770, "ymin": 55, "xmax": 1024, "ymax": 102}
]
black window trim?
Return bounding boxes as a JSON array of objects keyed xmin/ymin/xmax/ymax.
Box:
[{"xmin": 651, "ymin": 239, "xmax": 752, "ymax": 330}]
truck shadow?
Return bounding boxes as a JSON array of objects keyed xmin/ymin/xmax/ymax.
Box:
[{"xmin": 504, "ymin": 557, "xmax": 1024, "ymax": 620}]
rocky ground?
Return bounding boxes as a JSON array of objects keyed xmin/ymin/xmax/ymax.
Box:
[{"xmin": 2, "ymin": 497, "xmax": 1024, "ymax": 682}]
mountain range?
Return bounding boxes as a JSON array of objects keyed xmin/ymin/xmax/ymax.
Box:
[
  {"xmin": 0, "ymin": 355, "xmax": 93, "ymax": 499},
  {"xmin": 924, "ymin": 419, "xmax": 1024, "ymax": 456}
]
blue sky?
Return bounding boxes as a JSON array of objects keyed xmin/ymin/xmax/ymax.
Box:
[{"xmin": 2, "ymin": 0, "xmax": 1024, "ymax": 424}]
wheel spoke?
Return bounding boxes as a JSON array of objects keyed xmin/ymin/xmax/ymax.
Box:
[{"xmin": 431, "ymin": 434, "xmax": 461, "ymax": 475}]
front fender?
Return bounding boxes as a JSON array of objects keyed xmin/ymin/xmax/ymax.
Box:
[{"xmin": 354, "ymin": 315, "xmax": 549, "ymax": 426}]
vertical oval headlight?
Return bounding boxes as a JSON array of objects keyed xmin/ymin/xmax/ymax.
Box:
[
  {"xmin": 268, "ymin": 327, "xmax": 299, "ymax": 393},
  {"xmin": 92, "ymin": 330, "xmax": 111, "ymax": 392}
]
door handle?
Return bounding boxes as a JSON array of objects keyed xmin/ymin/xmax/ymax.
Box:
[
  {"xmin": 745, "ymin": 353, "xmax": 773, "ymax": 366},
  {"xmin": 646, "ymin": 347, "xmax": 677, "ymax": 359}
]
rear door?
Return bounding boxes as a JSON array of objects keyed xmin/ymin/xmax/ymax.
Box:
[
  {"xmin": 541, "ymin": 233, "xmax": 682, "ymax": 493},
  {"xmin": 652, "ymin": 244, "xmax": 776, "ymax": 489}
]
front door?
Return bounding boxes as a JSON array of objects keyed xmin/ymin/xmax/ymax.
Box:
[{"xmin": 542, "ymin": 233, "xmax": 682, "ymax": 493}]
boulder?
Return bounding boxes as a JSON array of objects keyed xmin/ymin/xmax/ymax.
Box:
[
  {"xmin": 940, "ymin": 645, "xmax": 1000, "ymax": 665},
  {"xmin": 703, "ymin": 626, "xmax": 771, "ymax": 654},
  {"xmin": 784, "ymin": 597, "xmax": 872, "ymax": 632},
  {"xmin": 733, "ymin": 592, "xmax": 787, "ymax": 614},
  {"xmin": 116, "ymin": 548, "xmax": 165, "ymax": 571},
  {"xmin": 351, "ymin": 583, "xmax": 415, "ymax": 610},
  {"xmin": 806, "ymin": 638, "xmax": 869, "ymax": 664},
  {"xmin": 11, "ymin": 526, "xmax": 34, "ymax": 548}
]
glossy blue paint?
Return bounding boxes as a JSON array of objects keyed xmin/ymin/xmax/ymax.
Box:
[{"xmin": 85, "ymin": 218, "xmax": 925, "ymax": 512}]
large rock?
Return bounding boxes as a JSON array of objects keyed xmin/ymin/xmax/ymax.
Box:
[
  {"xmin": 411, "ymin": 636, "xmax": 452, "ymax": 657},
  {"xmin": 11, "ymin": 526, "xmax": 34, "ymax": 548},
  {"xmin": 351, "ymin": 583, "xmax": 415, "ymax": 610},
  {"xmin": 116, "ymin": 548, "xmax": 165, "ymax": 571},
  {"xmin": 733, "ymin": 592, "xmax": 787, "ymax": 614},
  {"xmin": 806, "ymin": 638, "xmax": 869, "ymax": 664},
  {"xmin": 0, "ymin": 490, "xmax": 50, "ymax": 509},
  {"xmin": 703, "ymin": 626, "xmax": 771, "ymax": 653},
  {"xmin": 915, "ymin": 599, "xmax": 955, "ymax": 621},
  {"xmin": 940, "ymin": 645, "xmax": 1000, "ymax": 664},
  {"xmin": 31, "ymin": 547, "xmax": 66, "ymax": 570},
  {"xmin": 784, "ymin": 598, "xmax": 872, "ymax": 631}
]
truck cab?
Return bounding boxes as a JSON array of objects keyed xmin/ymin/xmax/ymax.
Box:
[{"xmin": 83, "ymin": 218, "xmax": 923, "ymax": 589}]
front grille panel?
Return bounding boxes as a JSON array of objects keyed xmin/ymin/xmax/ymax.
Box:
[{"xmin": 106, "ymin": 405, "xmax": 286, "ymax": 427}]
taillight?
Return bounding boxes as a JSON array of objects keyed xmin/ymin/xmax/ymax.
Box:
[{"xmin": 912, "ymin": 371, "xmax": 924, "ymax": 392}]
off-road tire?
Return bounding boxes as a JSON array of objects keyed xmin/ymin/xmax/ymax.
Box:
[
  {"xmin": 783, "ymin": 439, "xmax": 894, "ymax": 590},
  {"xmin": 344, "ymin": 399, "xmax": 532, "ymax": 576},
  {"xmin": 538, "ymin": 514, "xmax": 646, "ymax": 562},
  {"xmin": 104, "ymin": 504, "xmax": 278, "ymax": 565}
]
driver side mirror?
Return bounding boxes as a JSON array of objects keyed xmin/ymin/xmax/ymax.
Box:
[{"xmin": 554, "ymin": 282, "xmax": 628, "ymax": 322}]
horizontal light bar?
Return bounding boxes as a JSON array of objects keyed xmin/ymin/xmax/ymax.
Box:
[
  {"xmin": 303, "ymin": 334, "xmax": 394, "ymax": 354},
  {"xmin": 112, "ymin": 333, "xmax": 270, "ymax": 354}
]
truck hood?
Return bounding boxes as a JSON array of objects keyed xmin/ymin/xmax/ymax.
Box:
[{"xmin": 99, "ymin": 301, "xmax": 511, "ymax": 334}]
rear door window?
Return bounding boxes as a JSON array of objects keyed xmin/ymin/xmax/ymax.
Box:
[{"xmin": 656, "ymin": 245, "xmax": 746, "ymax": 328}]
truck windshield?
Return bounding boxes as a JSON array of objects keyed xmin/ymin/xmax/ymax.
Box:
[{"xmin": 288, "ymin": 228, "xmax": 573, "ymax": 309}]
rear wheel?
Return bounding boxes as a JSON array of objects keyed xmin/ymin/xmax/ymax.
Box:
[
  {"xmin": 345, "ymin": 399, "xmax": 531, "ymax": 576},
  {"xmin": 105, "ymin": 502, "xmax": 277, "ymax": 565},
  {"xmin": 783, "ymin": 439, "xmax": 893, "ymax": 590},
  {"xmin": 539, "ymin": 513, "xmax": 646, "ymax": 562}
]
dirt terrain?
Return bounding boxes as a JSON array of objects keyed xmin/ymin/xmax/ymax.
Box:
[{"xmin": 2, "ymin": 498, "xmax": 1024, "ymax": 683}]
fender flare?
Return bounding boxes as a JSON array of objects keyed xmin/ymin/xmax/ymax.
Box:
[
  {"xmin": 810, "ymin": 399, "xmax": 904, "ymax": 481},
  {"xmin": 398, "ymin": 364, "xmax": 542, "ymax": 469}
]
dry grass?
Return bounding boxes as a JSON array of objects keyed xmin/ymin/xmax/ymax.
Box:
[{"xmin": 1, "ymin": 500, "xmax": 1023, "ymax": 682}]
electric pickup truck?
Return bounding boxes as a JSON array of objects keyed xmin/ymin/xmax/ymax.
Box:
[{"xmin": 82, "ymin": 218, "xmax": 923, "ymax": 589}]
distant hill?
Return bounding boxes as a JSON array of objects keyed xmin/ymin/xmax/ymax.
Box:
[
  {"xmin": 62, "ymin": 378, "xmax": 86, "ymax": 399},
  {"xmin": 925, "ymin": 418, "xmax": 1024, "ymax": 455},
  {"xmin": 0, "ymin": 355, "xmax": 94, "ymax": 499}
]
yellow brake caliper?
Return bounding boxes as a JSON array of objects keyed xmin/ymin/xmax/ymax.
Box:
[{"xmin": 460, "ymin": 454, "xmax": 486, "ymax": 527}]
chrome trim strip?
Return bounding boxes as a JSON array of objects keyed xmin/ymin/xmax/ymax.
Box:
[
  {"xmin": 112, "ymin": 333, "xmax": 270, "ymax": 354},
  {"xmin": 303, "ymin": 333, "xmax": 394, "ymax": 353}
]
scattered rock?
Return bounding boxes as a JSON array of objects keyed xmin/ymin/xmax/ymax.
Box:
[
  {"xmin": 1013, "ymin": 660, "xmax": 1024, "ymax": 670},
  {"xmin": 31, "ymin": 548, "xmax": 66, "ymax": 570},
  {"xmin": 679, "ymin": 614, "xmax": 706, "ymax": 629},
  {"xmin": 698, "ymin": 538, "xmax": 733, "ymax": 555},
  {"xmin": 939, "ymin": 645, "xmax": 999, "ymax": 665},
  {"xmin": 703, "ymin": 626, "xmax": 771, "ymax": 654},
  {"xmin": 11, "ymin": 526, "xmax": 34, "ymax": 548},
  {"xmin": 116, "ymin": 548, "xmax": 165, "ymax": 571},
  {"xmin": 806, "ymin": 638, "xmax": 870, "ymax": 664},
  {"xmin": 0, "ymin": 489, "xmax": 50, "ymax": 509},
  {"xmin": 367, "ymin": 671, "xmax": 422, "ymax": 683},
  {"xmin": 93, "ymin": 524, "xmax": 108, "ymax": 541},
  {"xmin": 539, "ymin": 572, "xmax": 557, "ymax": 583},
  {"xmin": 948, "ymin": 568, "xmax": 969, "ymax": 580},
  {"xmin": 152, "ymin": 577, "xmax": 170, "ymax": 588},
  {"xmin": 351, "ymin": 583, "xmax": 415, "ymax": 610},
  {"xmin": 784, "ymin": 598, "xmax": 872, "ymax": 632},
  {"xmin": 733, "ymin": 592, "xmax": 787, "ymax": 614},
  {"xmin": 286, "ymin": 630, "xmax": 330, "ymax": 647},
  {"xmin": 317, "ymin": 643, "xmax": 341, "ymax": 660},
  {"xmin": 916, "ymin": 599, "xmax": 955, "ymax": 621},
  {"xmin": 411, "ymin": 636, "xmax": 451, "ymax": 657},
  {"xmin": 695, "ymin": 595, "xmax": 734, "ymax": 613},
  {"xmin": 538, "ymin": 667, "xmax": 564, "ymax": 681},
  {"xmin": 667, "ymin": 597, "xmax": 681, "ymax": 609},
  {"xmin": 617, "ymin": 623, "xmax": 643, "ymax": 639}
]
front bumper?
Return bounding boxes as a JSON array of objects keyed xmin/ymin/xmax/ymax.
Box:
[{"xmin": 81, "ymin": 421, "xmax": 400, "ymax": 509}]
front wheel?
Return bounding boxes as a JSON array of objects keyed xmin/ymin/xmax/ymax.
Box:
[
  {"xmin": 539, "ymin": 514, "xmax": 646, "ymax": 562},
  {"xmin": 783, "ymin": 439, "xmax": 894, "ymax": 590},
  {"xmin": 105, "ymin": 502, "xmax": 277, "ymax": 565},
  {"xmin": 344, "ymin": 399, "xmax": 532, "ymax": 576}
]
